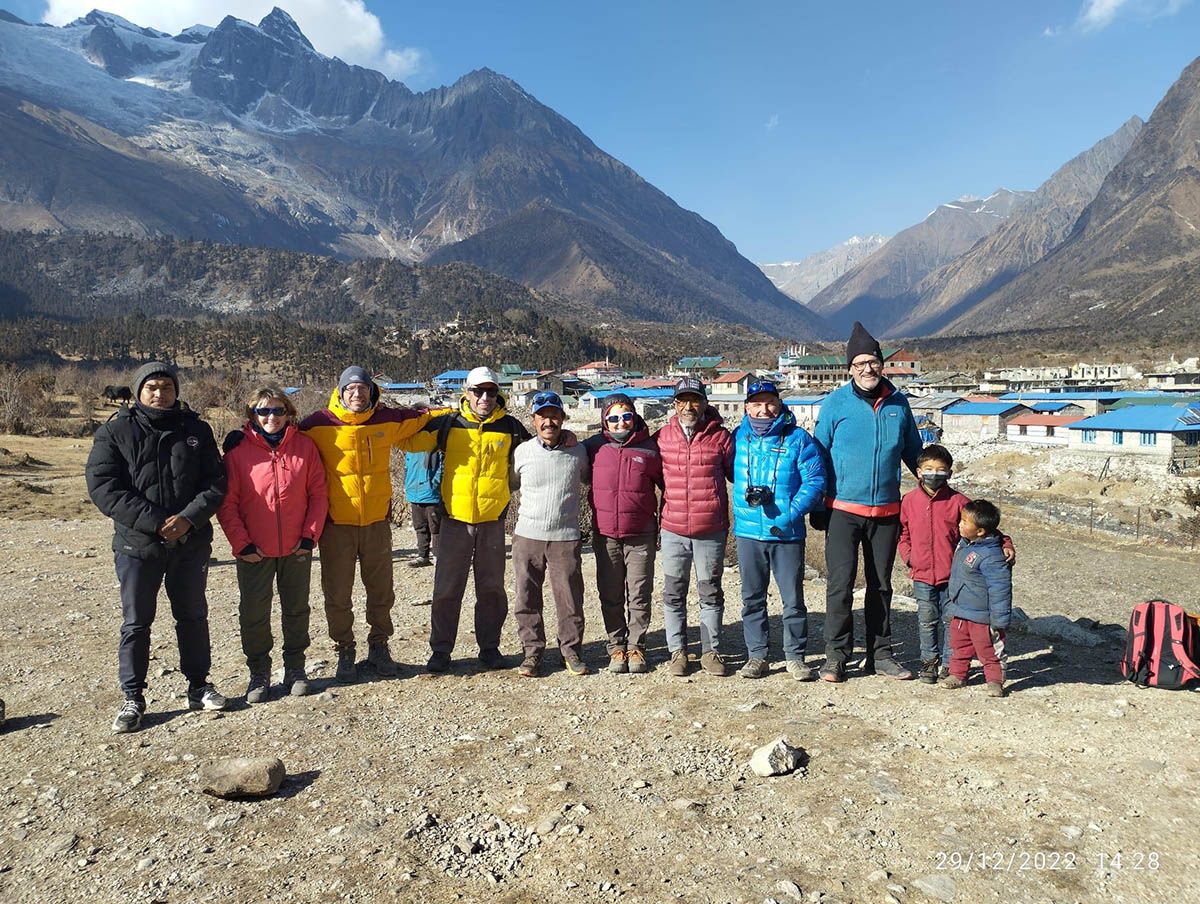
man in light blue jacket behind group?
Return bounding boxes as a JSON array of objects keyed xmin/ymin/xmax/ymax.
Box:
[
  {"xmin": 732, "ymin": 380, "xmax": 826, "ymax": 681},
  {"xmin": 404, "ymin": 449, "xmax": 443, "ymax": 568}
]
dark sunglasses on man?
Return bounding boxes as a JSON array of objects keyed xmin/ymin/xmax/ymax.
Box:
[
  {"xmin": 469, "ymin": 386, "xmax": 499, "ymax": 398},
  {"xmin": 605, "ymin": 411, "xmax": 635, "ymax": 425}
]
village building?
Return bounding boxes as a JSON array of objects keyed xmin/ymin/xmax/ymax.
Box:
[
  {"xmin": 1067, "ymin": 404, "xmax": 1200, "ymax": 472},
  {"xmin": 906, "ymin": 394, "xmax": 964, "ymax": 430},
  {"xmin": 672, "ymin": 356, "xmax": 729, "ymax": 378},
  {"xmin": 905, "ymin": 370, "xmax": 979, "ymax": 397},
  {"xmin": 511, "ymin": 371, "xmax": 566, "ymax": 396},
  {"xmin": 574, "ymin": 359, "xmax": 625, "ymax": 382},
  {"xmin": 1005, "ymin": 412, "xmax": 1085, "ymax": 447},
  {"xmin": 778, "ymin": 345, "xmax": 920, "ymax": 390},
  {"xmin": 940, "ymin": 400, "xmax": 1029, "ymax": 442},
  {"xmin": 781, "ymin": 395, "xmax": 826, "ymax": 430}
]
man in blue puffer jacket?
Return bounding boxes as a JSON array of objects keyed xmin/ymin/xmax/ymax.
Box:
[
  {"xmin": 404, "ymin": 449, "xmax": 443, "ymax": 568},
  {"xmin": 812, "ymin": 322, "xmax": 923, "ymax": 683},
  {"xmin": 732, "ymin": 380, "xmax": 827, "ymax": 680}
]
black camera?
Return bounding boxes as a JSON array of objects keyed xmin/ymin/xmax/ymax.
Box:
[{"xmin": 745, "ymin": 485, "xmax": 774, "ymax": 507}]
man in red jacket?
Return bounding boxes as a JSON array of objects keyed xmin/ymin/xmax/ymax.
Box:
[
  {"xmin": 583, "ymin": 393, "xmax": 663, "ymax": 674},
  {"xmin": 655, "ymin": 378, "xmax": 735, "ymax": 677}
]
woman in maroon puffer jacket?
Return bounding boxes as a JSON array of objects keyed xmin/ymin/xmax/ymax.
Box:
[{"xmin": 583, "ymin": 394, "xmax": 663, "ymax": 675}]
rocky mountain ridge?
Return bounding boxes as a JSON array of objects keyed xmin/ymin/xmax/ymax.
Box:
[{"xmin": 759, "ymin": 234, "xmax": 890, "ymax": 305}]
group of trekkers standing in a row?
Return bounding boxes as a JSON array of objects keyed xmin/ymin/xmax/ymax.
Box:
[{"xmin": 84, "ymin": 321, "xmax": 1015, "ymax": 735}]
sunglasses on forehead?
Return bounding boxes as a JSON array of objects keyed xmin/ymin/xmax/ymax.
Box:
[
  {"xmin": 605, "ymin": 412, "xmax": 635, "ymax": 424},
  {"xmin": 747, "ymin": 381, "xmax": 779, "ymax": 397},
  {"xmin": 253, "ymin": 406, "xmax": 288, "ymax": 417}
]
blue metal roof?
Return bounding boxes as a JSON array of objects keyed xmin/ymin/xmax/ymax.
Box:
[
  {"xmin": 1069, "ymin": 405, "xmax": 1200, "ymax": 433},
  {"xmin": 433, "ymin": 370, "xmax": 470, "ymax": 381},
  {"xmin": 1030, "ymin": 401, "xmax": 1077, "ymax": 412},
  {"xmin": 999, "ymin": 390, "xmax": 1166, "ymax": 401},
  {"xmin": 945, "ymin": 401, "xmax": 1026, "ymax": 416},
  {"xmin": 783, "ymin": 395, "xmax": 826, "ymax": 406},
  {"xmin": 379, "ymin": 382, "xmax": 426, "ymax": 391}
]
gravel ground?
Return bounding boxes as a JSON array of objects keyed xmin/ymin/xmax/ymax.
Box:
[{"xmin": 0, "ymin": 439, "xmax": 1198, "ymax": 903}]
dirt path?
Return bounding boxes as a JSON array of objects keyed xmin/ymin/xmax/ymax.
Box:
[{"xmin": 0, "ymin": 439, "xmax": 1197, "ymax": 903}]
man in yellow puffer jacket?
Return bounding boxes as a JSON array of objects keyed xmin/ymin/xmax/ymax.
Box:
[
  {"xmin": 300, "ymin": 366, "xmax": 437, "ymax": 683},
  {"xmin": 402, "ymin": 367, "xmax": 531, "ymax": 673}
]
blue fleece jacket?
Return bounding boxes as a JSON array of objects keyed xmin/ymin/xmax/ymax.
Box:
[
  {"xmin": 812, "ymin": 380, "xmax": 922, "ymax": 514},
  {"xmin": 403, "ymin": 450, "xmax": 442, "ymax": 505},
  {"xmin": 946, "ymin": 534, "xmax": 1013, "ymax": 629},
  {"xmin": 732, "ymin": 409, "xmax": 827, "ymax": 542}
]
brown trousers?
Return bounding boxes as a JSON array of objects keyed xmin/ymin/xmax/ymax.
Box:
[
  {"xmin": 429, "ymin": 517, "xmax": 509, "ymax": 654},
  {"xmin": 318, "ymin": 520, "xmax": 394, "ymax": 651},
  {"xmin": 594, "ymin": 531, "xmax": 656, "ymax": 653},
  {"xmin": 511, "ymin": 534, "xmax": 586, "ymax": 659}
]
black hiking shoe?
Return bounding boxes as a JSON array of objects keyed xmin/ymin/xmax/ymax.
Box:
[
  {"xmin": 426, "ymin": 651, "xmax": 451, "ymax": 673},
  {"xmin": 478, "ymin": 648, "xmax": 507, "ymax": 670},
  {"xmin": 335, "ymin": 649, "xmax": 358, "ymax": 684},
  {"xmin": 111, "ymin": 698, "xmax": 145, "ymax": 733},
  {"xmin": 918, "ymin": 658, "xmax": 940, "ymax": 685},
  {"xmin": 187, "ymin": 683, "xmax": 227, "ymax": 711},
  {"xmin": 245, "ymin": 672, "xmax": 270, "ymax": 704},
  {"xmin": 367, "ymin": 643, "xmax": 398, "ymax": 677}
]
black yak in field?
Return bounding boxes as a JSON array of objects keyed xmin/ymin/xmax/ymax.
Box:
[{"xmin": 102, "ymin": 385, "xmax": 132, "ymax": 405}]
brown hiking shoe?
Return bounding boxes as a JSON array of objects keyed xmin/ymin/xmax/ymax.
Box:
[
  {"xmin": 563, "ymin": 655, "xmax": 591, "ymax": 676},
  {"xmin": 941, "ymin": 675, "xmax": 965, "ymax": 689},
  {"xmin": 700, "ymin": 651, "xmax": 727, "ymax": 677},
  {"xmin": 627, "ymin": 648, "xmax": 649, "ymax": 674},
  {"xmin": 668, "ymin": 650, "xmax": 689, "ymax": 677},
  {"xmin": 986, "ymin": 682, "xmax": 1005, "ymax": 698},
  {"xmin": 608, "ymin": 649, "xmax": 629, "ymax": 674},
  {"xmin": 517, "ymin": 653, "xmax": 541, "ymax": 678}
]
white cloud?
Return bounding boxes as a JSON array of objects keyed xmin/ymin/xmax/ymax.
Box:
[
  {"xmin": 1077, "ymin": 0, "xmax": 1191, "ymax": 31},
  {"xmin": 1042, "ymin": 24, "xmax": 1063, "ymax": 37},
  {"xmin": 765, "ymin": 113, "xmax": 780, "ymax": 132},
  {"xmin": 40, "ymin": 1, "xmax": 429, "ymax": 80}
]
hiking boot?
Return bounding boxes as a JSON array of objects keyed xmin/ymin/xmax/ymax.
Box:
[
  {"xmin": 627, "ymin": 648, "xmax": 649, "ymax": 674},
  {"xmin": 478, "ymin": 648, "xmax": 507, "ymax": 670},
  {"xmin": 608, "ymin": 649, "xmax": 629, "ymax": 674},
  {"xmin": 820, "ymin": 661, "xmax": 846, "ymax": 684},
  {"xmin": 517, "ymin": 653, "xmax": 541, "ymax": 678},
  {"xmin": 335, "ymin": 649, "xmax": 359, "ymax": 684},
  {"xmin": 367, "ymin": 642, "xmax": 399, "ymax": 677},
  {"xmin": 187, "ymin": 683, "xmax": 227, "ymax": 712},
  {"xmin": 941, "ymin": 675, "xmax": 965, "ymax": 689},
  {"xmin": 284, "ymin": 667, "xmax": 311, "ymax": 697},
  {"xmin": 938, "ymin": 665, "xmax": 950, "ymax": 681},
  {"xmin": 111, "ymin": 698, "xmax": 145, "ymax": 733},
  {"xmin": 408, "ymin": 555, "xmax": 432, "ymax": 568},
  {"xmin": 563, "ymin": 655, "xmax": 591, "ymax": 677},
  {"xmin": 873, "ymin": 658, "xmax": 914, "ymax": 680},
  {"xmin": 739, "ymin": 658, "xmax": 769, "ymax": 679},
  {"xmin": 426, "ymin": 651, "xmax": 451, "ymax": 673},
  {"xmin": 668, "ymin": 650, "xmax": 689, "ymax": 677},
  {"xmin": 986, "ymin": 682, "xmax": 1005, "ymax": 698},
  {"xmin": 918, "ymin": 658, "xmax": 940, "ymax": 685},
  {"xmin": 700, "ymin": 651, "xmax": 727, "ymax": 677},
  {"xmin": 786, "ymin": 660, "xmax": 817, "ymax": 682},
  {"xmin": 245, "ymin": 672, "xmax": 270, "ymax": 704}
]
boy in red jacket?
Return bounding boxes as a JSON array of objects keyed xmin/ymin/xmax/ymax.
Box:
[{"xmin": 898, "ymin": 445, "xmax": 1013, "ymax": 684}]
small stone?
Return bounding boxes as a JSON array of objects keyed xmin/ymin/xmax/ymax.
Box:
[
  {"xmin": 204, "ymin": 812, "xmax": 241, "ymax": 830},
  {"xmin": 42, "ymin": 833, "xmax": 79, "ymax": 857},
  {"xmin": 776, "ymin": 878, "xmax": 803, "ymax": 899},
  {"xmin": 867, "ymin": 869, "xmax": 889, "ymax": 883},
  {"xmin": 318, "ymin": 691, "xmax": 336, "ymax": 702},
  {"xmin": 750, "ymin": 737, "xmax": 804, "ymax": 777},
  {"xmin": 736, "ymin": 700, "xmax": 770, "ymax": 713},
  {"xmin": 547, "ymin": 780, "xmax": 571, "ymax": 793},
  {"xmin": 913, "ymin": 873, "xmax": 956, "ymax": 902},
  {"xmin": 199, "ymin": 757, "xmax": 285, "ymax": 799},
  {"xmin": 670, "ymin": 798, "xmax": 703, "ymax": 811},
  {"xmin": 1062, "ymin": 825, "xmax": 1083, "ymax": 839},
  {"xmin": 136, "ymin": 857, "xmax": 156, "ymax": 870}
]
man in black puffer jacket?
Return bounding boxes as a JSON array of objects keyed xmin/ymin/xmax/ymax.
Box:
[{"xmin": 86, "ymin": 362, "xmax": 228, "ymax": 733}]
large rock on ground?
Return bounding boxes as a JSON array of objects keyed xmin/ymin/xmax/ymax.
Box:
[
  {"xmin": 199, "ymin": 757, "xmax": 286, "ymax": 799},
  {"xmin": 750, "ymin": 737, "xmax": 804, "ymax": 777}
]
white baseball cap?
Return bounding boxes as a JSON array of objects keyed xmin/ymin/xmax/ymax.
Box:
[{"xmin": 464, "ymin": 366, "xmax": 500, "ymax": 389}]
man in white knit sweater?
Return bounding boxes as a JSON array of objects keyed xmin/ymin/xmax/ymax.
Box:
[{"xmin": 511, "ymin": 392, "xmax": 591, "ymax": 677}]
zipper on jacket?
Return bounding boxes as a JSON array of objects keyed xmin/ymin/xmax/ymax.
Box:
[{"xmin": 272, "ymin": 449, "xmax": 284, "ymax": 555}]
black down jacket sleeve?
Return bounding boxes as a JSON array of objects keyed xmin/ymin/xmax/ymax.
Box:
[{"xmin": 85, "ymin": 420, "xmax": 168, "ymax": 535}]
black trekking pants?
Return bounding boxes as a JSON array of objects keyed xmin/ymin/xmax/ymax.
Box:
[{"xmin": 823, "ymin": 509, "xmax": 901, "ymax": 666}]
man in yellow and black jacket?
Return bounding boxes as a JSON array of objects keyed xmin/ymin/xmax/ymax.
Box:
[
  {"xmin": 299, "ymin": 366, "xmax": 438, "ymax": 683},
  {"xmin": 403, "ymin": 366, "xmax": 530, "ymax": 673}
]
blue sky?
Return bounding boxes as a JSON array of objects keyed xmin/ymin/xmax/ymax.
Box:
[{"xmin": 11, "ymin": 1, "xmax": 1200, "ymax": 262}]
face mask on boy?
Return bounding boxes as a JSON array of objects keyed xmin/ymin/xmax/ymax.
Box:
[{"xmin": 921, "ymin": 471, "xmax": 949, "ymax": 491}]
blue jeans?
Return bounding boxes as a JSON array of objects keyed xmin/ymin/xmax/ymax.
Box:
[
  {"xmin": 660, "ymin": 529, "xmax": 726, "ymax": 654},
  {"xmin": 737, "ymin": 537, "xmax": 807, "ymax": 661},
  {"xmin": 913, "ymin": 580, "xmax": 951, "ymax": 663}
]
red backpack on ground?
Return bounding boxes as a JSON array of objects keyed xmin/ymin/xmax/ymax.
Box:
[{"xmin": 1121, "ymin": 600, "xmax": 1200, "ymax": 690}]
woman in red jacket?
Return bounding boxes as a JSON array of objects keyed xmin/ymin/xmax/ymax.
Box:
[
  {"xmin": 218, "ymin": 385, "xmax": 328, "ymax": 702},
  {"xmin": 583, "ymin": 394, "xmax": 663, "ymax": 674}
]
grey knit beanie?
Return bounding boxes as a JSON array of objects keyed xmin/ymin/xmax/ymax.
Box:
[{"xmin": 130, "ymin": 361, "xmax": 179, "ymax": 398}]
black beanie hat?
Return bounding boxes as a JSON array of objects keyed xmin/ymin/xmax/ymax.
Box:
[
  {"xmin": 846, "ymin": 321, "xmax": 883, "ymax": 367},
  {"xmin": 130, "ymin": 361, "xmax": 179, "ymax": 398},
  {"xmin": 602, "ymin": 393, "xmax": 634, "ymax": 418}
]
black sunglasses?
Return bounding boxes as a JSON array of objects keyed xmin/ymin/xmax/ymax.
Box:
[
  {"xmin": 605, "ymin": 412, "xmax": 635, "ymax": 424},
  {"xmin": 253, "ymin": 406, "xmax": 288, "ymax": 417},
  {"xmin": 468, "ymin": 386, "xmax": 499, "ymax": 398}
]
